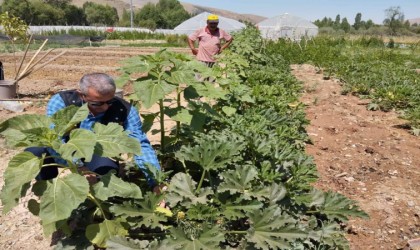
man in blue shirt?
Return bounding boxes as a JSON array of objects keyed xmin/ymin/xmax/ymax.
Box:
[{"xmin": 26, "ymin": 72, "xmax": 160, "ymax": 184}]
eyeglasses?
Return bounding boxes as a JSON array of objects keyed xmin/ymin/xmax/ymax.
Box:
[{"xmin": 82, "ymin": 94, "xmax": 116, "ymax": 107}]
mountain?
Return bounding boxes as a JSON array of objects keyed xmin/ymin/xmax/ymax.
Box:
[
  {"xmin": 70, "ymin": 0, "xmax": 266, "ymax": 23},
  {"xmin": 408, "ymin": 18, "xmax": 420, "ymax": 25}
]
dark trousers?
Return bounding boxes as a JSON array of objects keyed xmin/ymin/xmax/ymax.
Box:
[
  {"xmin": 25, "ymin": 147, "xmax": 119, "ymax": 180},
  {"xmin": 200, "ymin": 61, "xmax": 215, "ymax": 68}
]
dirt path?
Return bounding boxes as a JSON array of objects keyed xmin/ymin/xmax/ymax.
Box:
[{"xmin": 292, "ymin": 64, "xmax": 420, "ymax": 250}]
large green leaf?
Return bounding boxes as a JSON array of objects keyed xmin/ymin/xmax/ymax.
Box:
[
  {"xmin": 134, "ymin": 79, "xmax": 176, "ymax": 109},
  {"xmin": 308, "ymin": 221, "xmax": 350, "ymax": 249},
  {"xmin": 39, "ymin": 173, "xmax": 89, "ymax": 225},
  {"xmin": 119, "ymin": 56, "xmax": 156, "ymax": 75},
  {"xmin": 111, "ymin": 193, "xmax": 167, "ymax": 229},
  {"xmin": 58, "ymin": 128, "xmax": 96, "ymax": 162},
  {"xmin": 165, "ymin": 173, "xmax": 212, "ymax": 207},
  {"xmin": 107, "ymin": 236, "xmax": 155, "ymax": 250},
  {"xmin": 0, "ymin": 114, "xmax": 51, "ymax": 147},
  {"xmin": 309, "ymin": 189, "xmax": 369, "ymax": 221},
  {"xmin": 93, "ymin": 173, "xmax": 142, "ymax": 201},
  {"xmin": 190, "ymin": 82, "xmax": 228, "ymax": 100},
  {"xmin": 247, "ymin": 206, "xmax": 307, "ymax": 250},
  {"xmin": 93, "ymin": 123, "xmax": 141, "ymax": 157},
  {"xmin": 24, "ymin": 127, "xmax": 59, "ymax": 146},
  {"xmin": 175, "ymin": 133, "xmax": 244, "ymax": 172},
  {"xmin": 167, "ymin": 70, "xmax": 196, "ymax": 85},
  {"xmin": 52, "ymin": 105, "xmax": 89, "ymax": 137},
  {"xmin": 220, "ymin": 197, "xmax": 263, "ymax": 220},
  {"xmin": 86, "ymin": 218, "xmax": 129, "ymax": 248},
  {"xmin": 165, "ymin": 107, "xmax": 193, "ymax": 124},
  {"xmin": 219, "ymin": 165, "xmax": 258, "ymax": 199},
  {"xmin": 0, "ymin": 151, "xmax": 41, "ymax": 213},
  {"xmin": 160, "ymin": 224, "xmax": 224, "ymax": 250},
  {"xmin": 267, "ymin": 183, "xmax": 287, "ymax": 205},
  {"xmin": 0, "ymin": 114, "xmax": 50, "ymax": 133},
  {"xmin": 140, "ymin": 112, "xmax": 159, "ymax": 133},
  {"xmin": 0, "ymin": 128, "xmax": 28, "ymax": 147}
]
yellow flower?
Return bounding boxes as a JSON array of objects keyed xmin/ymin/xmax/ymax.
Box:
[
  {"xmin": 177, "ymin": 211, "xmax": 185, "ymax": 220},
  {"xmin": 155, "ymin": 207, "xmax": 173, "ymax": 217}
]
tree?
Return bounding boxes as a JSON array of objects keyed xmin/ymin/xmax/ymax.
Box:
[
  {"xmin": 83, "ymin": 2, "xmax": 119, "ymax": 26},
  {"xmin": 340, "ymin": 18, "xmax": 351, "ymax": 33},
  {"xmin": 119, "ymin": 9, "xmax": 131, "ymax": 27},
  {"xmin": 44, "ymin": 0, "xmax": 71, "ymax": 8},
  {"xmin": 364, "ymin": 19, "xmax": 375, "ymax": 30},
  {"xmin": 158, "ymin": 0, "xmax": 190, "ymax": 28},
  {"xmin": 1, "ymin": 0, "xmax": 34, "ymax": 24},
  {"xmin": 354, "ymin": 13, "xmax": 362, "ymax": 30},
  {"xmin": 31, "ymin": 0, "xmax": 65, "ymax": 25},
  {"xmin": 134, "ymin": 0, "xmax": 190, "ymax": 29},
  {"xmin": 334, "ymin": 14, "xmax": 341, "ymax": 30},
  {"xmin": 135, "ymin": 3, "xmax": 162, "ymax": 28},
  {"xmin": 64, "ymin": 5, "xmax": 86, "ymax": 25},
  {"xmin": 383, "ymin": 6, "xmax": 405, "ymax": 35}
]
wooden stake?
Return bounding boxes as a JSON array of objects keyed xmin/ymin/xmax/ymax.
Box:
[
  {"xmin": 16, "ymin": 50, "xmax": 67, "ymax": 82},
  {"xmin": 15, "ymin": 35, "xmax": 33, "ymax": 80},
  {"xmin": 16, "ymin": 39, "xmax": 48, "ymax": 81},
  {"xmin": 22, "ymin": 48, "xmax": 54, "ymax": 76}
]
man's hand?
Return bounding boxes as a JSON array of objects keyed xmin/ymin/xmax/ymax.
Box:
[
  {"xmin": 78, "ymin": 166, "xmax": 98, "ymax": 185},
  {"xmin": 191, "ymin": 48, "xmax": 198, "ymax": 55},
  {"xmin": 153, "ymin": 184, "xmax": 168, "ymax": 208}
]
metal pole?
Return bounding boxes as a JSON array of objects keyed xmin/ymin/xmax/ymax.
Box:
[{"xmin": 130, "ymin": 0, "xmax": 133, "ymax": 28}]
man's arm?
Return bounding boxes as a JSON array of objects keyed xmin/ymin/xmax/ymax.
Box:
[
  {"xmin": 46, "ymin": 94, "xmax": 66, "ymax": 117},
  {"xmin": 188, "ymin": 37, "xmax": 198, "ymax": 55},
  {"xmin": 124, "ymin": 106, "xmax": 161, "ymax": 183},
  {"xmin": 220, "ymin": 37, "xmax": 233, "ymax": 52}
]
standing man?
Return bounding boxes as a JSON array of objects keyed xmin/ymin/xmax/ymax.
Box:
[
  {"xmin": 188, "ymin": 14, "xmax": 234, "ymax": 67},
  {"xmin": 26, "ymin": 73, "xmax": 160, "ymax": 185}
]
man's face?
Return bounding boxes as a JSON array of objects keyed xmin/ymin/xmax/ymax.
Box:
[
  {"xmin": 207, "ymin": 21, "xmax": 219, "ymax": 31},
  {"xmin": 79, "ymin": 87, "xmax": 115, "ymax": 115}
]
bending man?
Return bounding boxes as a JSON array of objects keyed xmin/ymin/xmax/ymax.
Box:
[{"xmin": 26, "ymin": 72, "xmax": 160, "ymax": 184}]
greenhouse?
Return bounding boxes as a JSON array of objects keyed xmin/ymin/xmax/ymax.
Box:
[
  {"xmin": 257, "ymin": 13, "xmax": 318, "ymax": 40},
  {"xmin": 173, "ymin": 12, "xmax": 246, "ymax": 35}
]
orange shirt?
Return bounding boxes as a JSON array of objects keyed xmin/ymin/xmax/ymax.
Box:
[{"xmin": 189, "ymin": 27, "xmax": 232, "ymax": 63}]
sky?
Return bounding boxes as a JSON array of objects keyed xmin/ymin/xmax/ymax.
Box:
[{"xmin": 183, "ymin": 0, "xmax": 420, "ymax": 24}]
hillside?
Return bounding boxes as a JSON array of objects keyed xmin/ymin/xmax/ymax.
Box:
[
  {"xmin": 63, "ymin": 0, "xmax": 266, "ymax": 23},
  {"xmin": 408, "ymin": 18, "xmax": 420, "ymax": 25},
  {"xmin": 0, "ymin": 0, "xmax": 265, "ymax": 23}
]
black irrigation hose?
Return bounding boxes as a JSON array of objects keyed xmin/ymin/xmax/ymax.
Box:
[{"xmin": 0, "ymin": 61, "xmax": 4, "ymax": 80}]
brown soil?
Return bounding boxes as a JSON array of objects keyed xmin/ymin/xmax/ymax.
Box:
[{"xmin": 0, "ymin": 47, "xmax": 418, "ymax": 249}]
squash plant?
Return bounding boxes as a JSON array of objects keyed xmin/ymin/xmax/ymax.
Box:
[
  {"xmin": 1, "ymin": 26, "xmax": 370, "ymax": 249},
  {"xmin": 0, "ymin": 105, "xmax": 157, "ymax": 248},
  {"xmin": 117, "ymin": 49, "xmax": 229, "ymax": 154}
]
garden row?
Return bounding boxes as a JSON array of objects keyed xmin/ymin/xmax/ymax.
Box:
[
  {"xmin": 268, "ymin": 36, "xmax": 420, "ymax": 135},
  {"xmin": 0, "ymin": 26, "xmax": 367, "ymax": 249}
]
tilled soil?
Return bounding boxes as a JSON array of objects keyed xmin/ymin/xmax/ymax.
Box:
[
  {"xmin": 293, "ymin": 64, "xmax": 420, "ymax": 250},
  {"xmin": 0, "ymin": 47, "xmax": 418, "ymax": 249}
]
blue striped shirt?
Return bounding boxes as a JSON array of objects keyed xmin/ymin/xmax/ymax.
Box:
[{"xmin": 47, "ymin": 93, "xmax": 161, "ymax": 177}]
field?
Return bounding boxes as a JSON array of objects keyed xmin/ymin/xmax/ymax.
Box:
[{"xmin": 0, "ymin": 41, "xmax": 419, "ymax": 249}]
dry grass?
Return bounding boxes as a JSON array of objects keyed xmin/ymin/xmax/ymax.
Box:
[{"xmin": 346, "ymin": 34, "xmax": 420, "ymax": 44}]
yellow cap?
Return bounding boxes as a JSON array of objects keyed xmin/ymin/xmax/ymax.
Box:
[{"xmin": 207, "ymin": 14, "xmax": 219, "ymax": 22}]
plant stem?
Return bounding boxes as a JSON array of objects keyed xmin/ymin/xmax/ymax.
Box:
[
  {"xmin": 176, "ymin": 85, "xmax": 181, "ymax": 139},
  {"xmin": 41, "ymin": 163, "xmax": 68, "ymax": 168},
  {"xmin": 159, "ymin": 98, "xmax": 165, "ymax": 153},
  {"xmin": 87, "ymin": 194, "xmax": 108, "ymax": 220},
  {"xmin": 158, "ymin": 71, "xmax": 166, "ymax": 154},
  {"xmin": 226, "ymin": 230, "xmax": 247, "ymax": 234},
  {"xmin": 195, "ymin": 169, "xmax": 207, "ymax": 194}
]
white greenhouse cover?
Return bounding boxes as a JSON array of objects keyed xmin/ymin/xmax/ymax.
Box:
[
  {"xmin": 174, "ymin": 12, "xmax": 246, "ymax": 35},
  {"xmin": 257, "ymin": 13, "xmax": 318, "ymax": 40}
]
